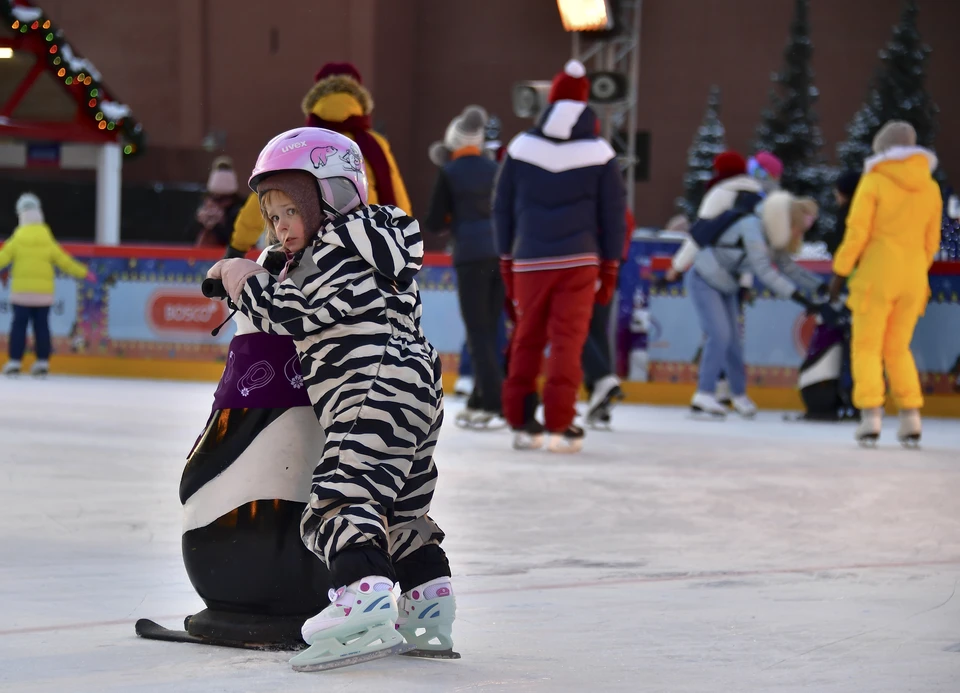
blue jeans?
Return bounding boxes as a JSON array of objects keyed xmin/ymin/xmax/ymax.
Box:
[
  {"xmin": 688, "ymin": 270, "xmax": 746, "ymax": 396},
  {"xmin": 9, "ymin": 305, "xmax": 52, "ymax": 361}
]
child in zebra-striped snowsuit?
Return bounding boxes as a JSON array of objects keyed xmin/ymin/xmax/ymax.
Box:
[{"xmin": 207, "ymin": 128, "xmax": 455, "ymax": 669}]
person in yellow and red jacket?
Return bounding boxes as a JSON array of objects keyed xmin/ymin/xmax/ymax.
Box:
[
  {"xmin": 828, "ymin": 121, "xmax": 942, "ymax": 447},
  {"xmin": 224, "ymin": 62, "xmax": 412, "ymax": 258},
  {"xmin": 0, "ymin": 193, "xmax": 94, "ymax": 376}
]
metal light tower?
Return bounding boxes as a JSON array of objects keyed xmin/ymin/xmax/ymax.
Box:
[{"xmin": 571, "ymin": 0, "xmax": 643, "ymax": 213}]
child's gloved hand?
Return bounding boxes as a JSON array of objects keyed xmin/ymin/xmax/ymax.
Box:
[{"xmin": 207, "ymin": 259, "xmax": 268, "ymax": 303}]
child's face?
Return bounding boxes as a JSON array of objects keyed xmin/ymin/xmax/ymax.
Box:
[{"xmin": 264, "ymin": 191, "xmax": 307, "ymax": 253}]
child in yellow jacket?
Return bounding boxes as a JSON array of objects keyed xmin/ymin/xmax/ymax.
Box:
[
  {"xmin": 0, "ymin": 193, "xmax": 94, "ymax": 376},
  {"xmin": 828, "ymin": 121, "xmax": 942, "ymax": 446}
]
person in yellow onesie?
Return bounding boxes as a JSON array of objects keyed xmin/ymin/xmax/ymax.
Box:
[
  {"xmin": 224, "ymin": 62, "xmax": 412, "ymax": 258},
  {"xmin": 828, "ymin": 121, "xmax": 942, "ymax": 447}
]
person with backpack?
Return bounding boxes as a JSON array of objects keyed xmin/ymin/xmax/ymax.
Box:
[{"xmin": 677, "ymin": 191, "xmax": 827, "ymax": 418}]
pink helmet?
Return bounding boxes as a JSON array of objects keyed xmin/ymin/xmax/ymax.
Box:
[{"xmin": 248, "ymin": 127, "xmax": 369, "ymax": 211}]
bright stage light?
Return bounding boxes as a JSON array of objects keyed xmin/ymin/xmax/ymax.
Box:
[
  {"xmin": 0, "ymin": 47, "xmax": 14, "ymax": 59},
  {"xmin": 556, "ymin": 0, "xmax": 613, "ymax": 32}
]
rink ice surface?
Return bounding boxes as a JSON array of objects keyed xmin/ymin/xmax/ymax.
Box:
[{"xmin": 1, "ymin": 376, "xmax": 959, "ymax": 693}]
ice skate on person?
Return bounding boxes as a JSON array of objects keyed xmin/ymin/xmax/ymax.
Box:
[
  {"xmin": 586, "ymin": 404, "xmax": 613, "ymax": 430},
  {"xmin": 585, "ymin": 375, "xmax": 624, "ymax": 425},
  {"xmin": 29, "ymin": 360, "xmax": 49, "ymax": 377},
  {"xmin": 547, "ymin": 424, "xmax": 585, "ymax": 453},
  {"xmin": 897, "ymin": 409, "xmax": 921, "ymax": 449},
  {"xmin": 512, "ymin": 419, "xmax": 545, "ymax": 450},
  {"xmin": 454, "ymin": 408, "xmax": 477, "ymax": 428},
  {"xmin": 690, "ymin": 391, "xmax": 727, "ymax": 419},
  {"xmin": 466, "ymin": 410, "xmax": 507, "ymax": 430},
  {"xmin": 2, "ymin": 360, "xmax": 21, "ymax": 376},
  {"xmin": 455, "ymin": 408, "xmax": 506, "ymax": 430},
  {"xmin": 397, "ymin": 577, "xmax": 460, "ymax": 659},
  {"xmin": 289, "ymin": 576, "xmax": 412, "ymax": 672},
  {"xmin": 731, "ymin": 395, "xmax": 757, "ymax": 418},
  {"xmin": 855, "ymin": 407, "xmax": 882, "ymax": 448}
]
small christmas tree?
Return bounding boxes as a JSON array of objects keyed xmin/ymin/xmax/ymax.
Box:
[
  {"xmin": 837, "ymin": 0, "xmax": 939, "ymax": 171},
  {"xmin": 753, "ymin": 0, "xmax": 828, "ymax": 200},
  {"xmin": 677, "ymin": 85, "xmax": 725, "ymax": 219}
]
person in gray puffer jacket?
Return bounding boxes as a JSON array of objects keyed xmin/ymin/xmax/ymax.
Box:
[
  {"xmin": 688, "ymin": 191, "xmax": 827, "ymax": 418},
  {"xmin": 424, "ymin": 105, "xmax": 505, "ymax": 429}
]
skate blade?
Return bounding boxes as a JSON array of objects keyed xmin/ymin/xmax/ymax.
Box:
[
  {"xmin": 401, "ymin": 647, "xmax": 461, "ymax": 660},
  {"xmin": 291, "ymin": 642, "xmax": 415, "ymax": 672},
  {"xmin": 898, "ymin": 435, "xmax": 921, "ymax": 449},
  {"xmin": 857, "ymin": 434, "xmax": 879, "ymax": 448},
  {"xmin": 688, "ymin": 409, "xmax": 726, "ymax": 421},
  {"xmin": 546, "ymin": 440, "xmax": 584, "ymax": 454}
]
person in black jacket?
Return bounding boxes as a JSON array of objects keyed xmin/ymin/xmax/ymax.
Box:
[{"xmin": 425, "ymin": 106, "xmax": 505, "ymax": 429}]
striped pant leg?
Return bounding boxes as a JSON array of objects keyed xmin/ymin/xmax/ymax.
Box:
[
  {"xmin": 387, "ymin": 398, "xmax": 445, "ymax": 564},
  {"xmin": 299, "ymin": 373, "xmax": 438, "ymax": 567}
]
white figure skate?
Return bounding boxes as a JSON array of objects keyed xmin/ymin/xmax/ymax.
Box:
[
  {"xmin": 289, "ymin": 576, "xmax": 412, "ymax": 672},
  {"xmin": 585, "ymin": 375, "xmax": 624, "ymax": 428},
  {"xmin": 2, "ymin": 360, "xmax": 21, "ymax": 376},
  {"xmin": 856, "ymin": 407, "xmax": 882, "ymax": 448},
  {"xmin": 897, "ymin": 409, "xmax": 921, "ymax": 449},
  {"xmin": 397, "ymin": 577, "xmax": 460, "ymax": 659},
  {"xmin": 731, "ymin": 395, "xmax": 757, "ymax": 419},
  {"xmin": 456, "ymin": 409, "xmax": 507, "ymax": 431},
  {"xmin": 30, "ymin": 360, "xmax": 49, "ymax": 377},
  {"xmin": 690, "ymin": 392, "xmax": 727, "ymax": 420}
]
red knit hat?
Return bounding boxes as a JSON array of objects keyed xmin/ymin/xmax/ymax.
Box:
[
  {"xmin": 548, "ymin": 60, "xmax": 590, "ymax": 103},
  {"xmin": 314, "ymin": 61, "xmax": 363, "ymax": 84},
  {"xmin": 713, "ymin": 151, "xmax": 747, "ymax": 181}
]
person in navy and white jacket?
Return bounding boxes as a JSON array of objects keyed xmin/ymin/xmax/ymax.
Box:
[{"xmin": 493, "ymin": 59, "xmax": 626, "ymax": 454}]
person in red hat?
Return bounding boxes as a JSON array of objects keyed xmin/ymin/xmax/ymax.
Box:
[
  {"xmin": 225, "ymin": 62, "xmax": 411, "ymax": 258},
  {"xmin": 493, "ymin": 59, "xmax": 626, "ymax": 453}
]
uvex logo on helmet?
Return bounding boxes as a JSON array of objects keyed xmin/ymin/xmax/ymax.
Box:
[{"xmin": 281, "ymin": 141, "xmax": 307, "ymax": 153}]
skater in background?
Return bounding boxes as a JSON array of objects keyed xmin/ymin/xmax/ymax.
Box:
[
  {"xmin": 206, "ymin": 128, "xmax": 454, "ymax": 671},
  {"xmin": 190, "ymin": 157, "xmax": 246, "ymax": 247},
  {"xmin": 665, "ymin": 151, "xmax": 765, "ymax": 404},
  {"xmin": 827, "ymin": 120, "xmax": 942, "ymax": 447},
  {"xmin": 0, "ymin": 193, "xmax": 94, "ymax": 376},
  {"xmin": 683, "ymin": 191, "xmax": 827, "ymax": 418},
  {"xmin": 225, "ymin": 62, "xmax": 412, "ymax": 258},
  {"xmin": 494, "ymin": 59, "xmax": 626, "ymax": 453},
  {"xmin": 425, "ymin": 105, "xmax": 506, "ymax": 429}
]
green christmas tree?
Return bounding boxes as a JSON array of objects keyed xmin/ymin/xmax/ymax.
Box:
[
  {"xmin": 677, "ymin": 85, "xmax": 725, "ymax": 219},
  {"xmin": 753, "ymin": 0, "xmax": 828, "ymax": 200},
  {"xmin": 837, "ymin": 0, "xmax": 939, "ymax": 171}
]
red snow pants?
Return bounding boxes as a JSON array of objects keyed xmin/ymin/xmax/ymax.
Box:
[{"xmin": 502, "ymin": 265, "xmax": 599, "ymax": 432}]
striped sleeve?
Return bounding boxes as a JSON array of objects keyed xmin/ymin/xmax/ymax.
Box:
[{"xmin": 237, "ymin": 247, "xmax": 371, "ymax": 340}]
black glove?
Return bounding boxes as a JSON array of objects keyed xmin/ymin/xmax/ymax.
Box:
[
  {"xmin": 791, "ymin": 290, "xmax": 822, "ymax": 316},
  {"xmin": 738, "ymin": 286, "xmax": 755, "ymax": 307},
  {"xmin": 223, "ymin": 245, "xmax": 247, "ymax": 259},
  {"xmin": 815, "ymin": 283, "xmax": 830, "ymax": 299}
]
